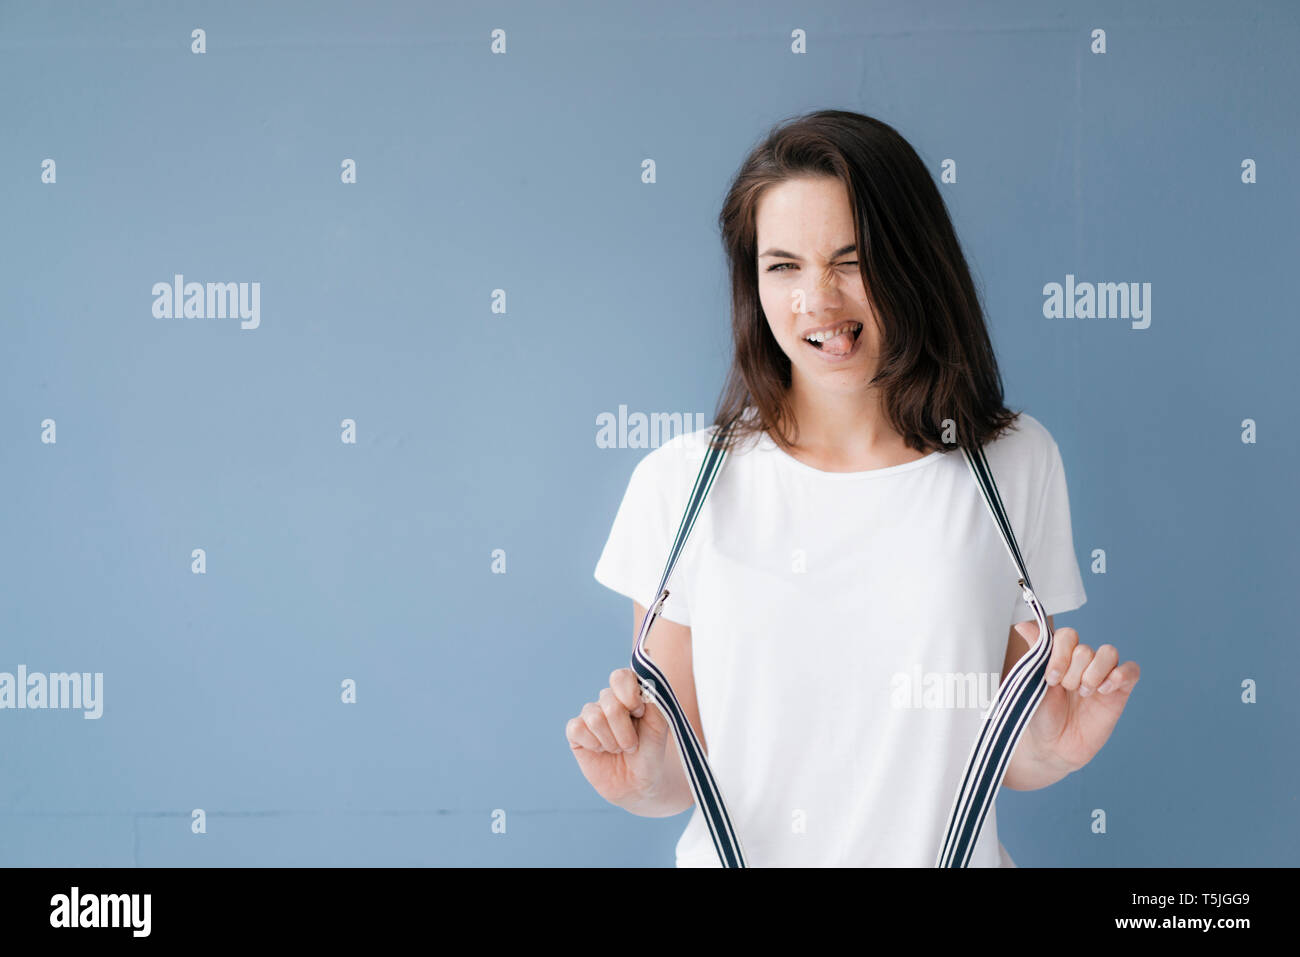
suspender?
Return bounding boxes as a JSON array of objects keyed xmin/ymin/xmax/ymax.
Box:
[
  {"xmin": 630, "ymin": 416, "xmax": 747, "ymax": 867},
  {"xmin": 629, "ymin": 414, "xmax": 1056, "ymax": 868}
]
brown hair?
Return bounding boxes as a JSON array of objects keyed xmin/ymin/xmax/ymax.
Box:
[{"xmin": 709, "ymin": 109, "xmax": 1019, "ymax": 455}]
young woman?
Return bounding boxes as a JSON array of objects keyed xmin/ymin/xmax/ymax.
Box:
[{"xmin": 567, "ymin": 110, "xmax": 1140, "ymax": 867}]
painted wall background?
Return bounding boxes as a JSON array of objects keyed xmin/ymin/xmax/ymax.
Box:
[{"xmin": 1, "ymin": 0, "xmax": 1296, "ymax": 866}]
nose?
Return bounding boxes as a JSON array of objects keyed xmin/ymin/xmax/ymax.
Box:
[{"xmin": 790, "ymin": 272, "xmax": 848, "ymax": 316}]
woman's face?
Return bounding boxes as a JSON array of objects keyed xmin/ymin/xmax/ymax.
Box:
[{"xmin": 755, "ymin": 175, "xmax": 879, "ymax": 392}]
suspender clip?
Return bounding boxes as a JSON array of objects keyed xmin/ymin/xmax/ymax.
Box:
[{"xmin": 1017, "ymin": 578, "xmax": 1037, "ymax": 606}]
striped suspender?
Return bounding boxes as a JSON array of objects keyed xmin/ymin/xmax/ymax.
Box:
[
  {"xmin": 630, "ymin": 418, "xmax": 748, "ymax": 867},
  {"xmin": 630, "ymin": 418, "xmax": 1054, "ymax": 869},
  {"xmin": 936, "ymin": 442, "xmax": 1056, "ymax": 867}
]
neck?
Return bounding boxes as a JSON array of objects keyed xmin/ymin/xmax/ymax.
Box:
[{"xmin": 780, "ymin": 380, "xmax": 916, "ymax": 469}]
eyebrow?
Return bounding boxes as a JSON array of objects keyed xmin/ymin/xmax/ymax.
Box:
[{"xmin": 758, "ymin": 243, "xmax": 857, "ymax": 261}]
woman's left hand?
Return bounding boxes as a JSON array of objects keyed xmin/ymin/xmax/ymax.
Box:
[{"xmin": 1014, "ymin": 621, "xmax": 1141, "ymax": 775}]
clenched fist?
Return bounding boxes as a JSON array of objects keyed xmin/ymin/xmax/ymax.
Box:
[{"xmin": 565, "ymin": 667, "xmax": 679, "ymax": 813}]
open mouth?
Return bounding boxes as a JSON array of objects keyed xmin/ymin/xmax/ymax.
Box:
[{"xmin": 803, "ymin": 321, "xmax": 863, "ymax": 351}]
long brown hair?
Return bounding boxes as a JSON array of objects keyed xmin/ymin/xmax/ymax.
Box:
[{"xmin": 709, "ymin": 109, "xmax": 1019, "ymax": 455}]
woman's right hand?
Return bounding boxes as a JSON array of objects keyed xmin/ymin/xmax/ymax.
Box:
[{"xmin": 566, "ymin": 667, "xmax": 674, "ymax": 809}]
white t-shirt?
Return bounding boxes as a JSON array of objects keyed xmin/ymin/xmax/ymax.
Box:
[{"xmin": 592, "ymin": 408, "xmax": 1087, "ymax": 867}]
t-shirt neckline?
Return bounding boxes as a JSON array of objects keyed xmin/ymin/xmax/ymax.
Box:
[{"xmin": 760, "ymin": 432, "xmax": 946, "ymax": 480}]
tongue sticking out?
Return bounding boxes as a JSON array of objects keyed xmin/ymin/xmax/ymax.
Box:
[{"xmin": 820, "ymin": 329, "xmax": 855, "ymax": 356}]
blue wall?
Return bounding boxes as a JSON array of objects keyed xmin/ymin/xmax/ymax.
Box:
[{"xmin": 1, "ymin": 0, "xmax": 1296, "ymax": 866}]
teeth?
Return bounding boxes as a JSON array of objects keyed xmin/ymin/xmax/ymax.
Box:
[{"xmin": 804, "ymin": 322, "xmax": 861, "ymax": 343}]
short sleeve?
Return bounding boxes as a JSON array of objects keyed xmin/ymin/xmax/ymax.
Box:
[
  {"xmin": 1010, "ymin": 438, "xmax": 1088, "ymax": 626},
  {"xmin": 593, "ymin": 442, "xmax": 696, "ymax": 626}
]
